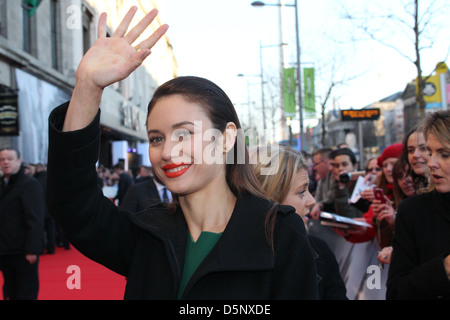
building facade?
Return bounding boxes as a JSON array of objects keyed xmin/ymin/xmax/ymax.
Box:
[{"xmin": 0, "ymin": 0, "xmax": 177, "ymax": 172}]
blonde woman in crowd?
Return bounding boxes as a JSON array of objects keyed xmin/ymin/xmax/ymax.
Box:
[{"xmin": 251, "ymin": 145, "xmax": 347, "ymax": 300}]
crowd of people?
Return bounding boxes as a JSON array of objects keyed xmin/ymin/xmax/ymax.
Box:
[{"xmin": 1, "ymin": 7, "xmax": 449, "ymax": 300}]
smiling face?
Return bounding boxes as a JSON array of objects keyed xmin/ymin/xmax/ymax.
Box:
[
  {"xmin": 427, "ymin": 133, "xmax": 450, "ymax": 193},
  {"xmin": 407, "ymin": 131, "xmax": 429, "ymax": 176},
  {"xmin": 146, "ymin": 94, "xmax": 231, "ymax": 196}
]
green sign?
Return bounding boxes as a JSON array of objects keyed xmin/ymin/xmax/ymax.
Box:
[
  {"xmin": 24, "ymin": 0, "xmax": 43, "ymax": 17},
  {"xmin": 303, "ymin": 67, "xmax": 315, "ymax": 113},
  {"xmin": 283, "ymin": 68, "xmax": 296, "ymax": 117}
]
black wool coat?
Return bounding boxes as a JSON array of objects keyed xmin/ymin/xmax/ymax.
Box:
[
  {"xmin": 47, "ymin": 103, "xmax": 319, "ymax": 300},
  {"xmin": 0, "ymin": 167, "xmax": 45, "ymax": 255},
  {"xmin": 387, "ymin": 190, "xmax": 450, "ymax": 299}
]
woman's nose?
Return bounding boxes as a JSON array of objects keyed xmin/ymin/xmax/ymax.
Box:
[
  {"xmin": 306, "ymin": 191, "xmax": 316, "ymax": 208},
  {"xmin": 161, "ymin": 140, "xmax": 175, "ymax": 161},
  {"xmin": 428, "ymin": 153, "xmax": 438, "ymax": 169}
]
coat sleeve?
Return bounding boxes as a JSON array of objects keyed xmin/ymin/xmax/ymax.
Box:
[
  {"xmin": 333, "ymin": 183, "xmax": 364, "ymax": 218},
  {"xmin": 344, "ymin": 206, "xmax": 376, "ymax": 243},
  {"xmin": 46, "ymin": 102, "xmax": 137, "ymax": 276},
  {"xmin": 271, "ymin": 210, "xmax": 319, "ymax": 299}
]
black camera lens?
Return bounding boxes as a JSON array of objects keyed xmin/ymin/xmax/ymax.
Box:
[{"xmin": 339, "ymin": 173, "xmax": 350, "ymax": 183}]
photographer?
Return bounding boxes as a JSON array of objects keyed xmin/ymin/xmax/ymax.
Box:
[{"xmin": 330, "ymin": 148, "xmax": 364, "ymax": 219}]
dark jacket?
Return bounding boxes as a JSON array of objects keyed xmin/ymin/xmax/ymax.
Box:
[
  {"xmin": 333, "ymin": 181, "xmax": 364, "ymax": 218},
  {"xmin": 387, "ymin": 190, "xmax": 450, "ymax": 299},
  {"xmin": 47, "ymin": 103, "xmax": 319, "ymax": 300},
  {"xmin": 309, "ymin": 236, "xmax": 347, "ymax": 300},
  {"xmin": 115, "ymin": 172, "xmax": 134, "ymax": 206},
  {"xmin": 121, "ymin": 178, "xmax": 162, "ymax": 212},
  {"xmin": 0, "ymin": 167, "xmax": 45, "ymax": 255}
]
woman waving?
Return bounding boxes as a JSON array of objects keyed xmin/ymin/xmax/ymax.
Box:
[{"xmin": 46, "ymin": 7, "xmax": 318, "ymax": 300}]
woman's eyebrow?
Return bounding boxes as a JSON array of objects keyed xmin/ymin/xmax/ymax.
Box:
[
  {"xmin": 172, "ymin": 121, "xmax": 195, "ymax": 129},
  {"xmin": 148, "ymin": 121, "xmax": 196, "ymax": 135},
  {"xmin": 147, "ymin": 129, "xmax": 162, "ymax": 135}
]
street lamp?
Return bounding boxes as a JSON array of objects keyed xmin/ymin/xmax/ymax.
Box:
[
  {"xmin": 237, "ymin": 73, "xmax": 261, "ymax": 130},
  {"xmin": 238, "ymin": 41, "xmax": 285, "ymax": 137},
  {"xmin": 251, "ymin": 0, "xmax": 304, "ymax": 149},
  {"xmin": 238, "ymin": 72, "xmax": 264, "ymax": 133},
  {"xmin": 259, "ymin": 42, "xmax": 288, "ymax": 134}
]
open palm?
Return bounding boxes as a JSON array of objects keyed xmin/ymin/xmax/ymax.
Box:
[{"xmin": 77, "ymin": 7, "xmax": 168, "ymax": 90}]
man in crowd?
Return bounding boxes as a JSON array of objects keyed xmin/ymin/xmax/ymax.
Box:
[
  {"xmin": 113, "ymin": 162, "xmax": 134, "ymax": 206},
  {"xmin": 0, "ymin": 146, "xmax": 45, "ymax": 300},
  {"xmin": 310, "ymin": 147, "xmax": 335, "ymax": 218}
]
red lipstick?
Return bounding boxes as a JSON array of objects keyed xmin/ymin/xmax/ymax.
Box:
[{"xmin": 162, "ymin": 162, "xmax": 191, "ymax": 178}]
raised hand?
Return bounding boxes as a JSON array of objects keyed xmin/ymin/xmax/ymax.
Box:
[
  {"xmin": 63, "ymin": 7, "xmax": 168, "ymax": 132},
  {"xmin": 372, "ymin": 197, "xmax": 395, "ymax": 226},
  {"xmin": 78, "ymin": 7, "xmax": 168, "ymax": 90}
]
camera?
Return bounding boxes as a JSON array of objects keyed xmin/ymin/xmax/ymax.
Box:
[{"xmin": 338, "ymin": 171, "xmax": 366, "ymax": 183}]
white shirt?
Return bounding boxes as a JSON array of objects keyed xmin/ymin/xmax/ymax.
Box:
[{"xmin": 154, "ymin": 180, "xmax": 172, "ymax": 202}]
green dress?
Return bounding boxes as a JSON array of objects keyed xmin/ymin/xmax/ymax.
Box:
[{"xmin": 177, "ymin": 231, "xmax": 222, "ymax": 299}]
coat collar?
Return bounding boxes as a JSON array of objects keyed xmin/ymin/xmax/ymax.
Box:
[
  {"xmin": 1, "ymin": 166, "xmax": 25, "ymax": 195},
  {"xmin": 129, "ymin": 193, "xmax": 289, "ymax": 272},
  {"xmin": 129, "ymin": 194, "xmax": 296, "ymax": 298},
  {"xmin": 208, "ymin": 193, "xmax": 275, "ymax": 271}
]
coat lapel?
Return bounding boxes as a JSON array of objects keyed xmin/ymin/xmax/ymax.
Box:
[
  {"xmin": 129, "ymin": 204, "xmax": 188, "ymax": 285},
  {"xmin": 129, "ymin": 194, "xmax": 295, "ymax": 297},
  {"xmin": 190, "ymin": 194, "xmax": 280, "ymax": 283}
]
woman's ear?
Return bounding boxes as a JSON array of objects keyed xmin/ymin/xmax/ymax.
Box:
[{"xmin": 223, "ymin": 122, "xmax": 237, "ymax": 153}]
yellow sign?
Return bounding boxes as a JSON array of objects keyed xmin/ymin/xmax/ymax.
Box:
[
  {"xmin": 421, "ymin": 74, "xmax": 441, "ymax": 103},
  {"xmin": 436, "ymin": 62, "xmax": 448, "ymax": 74}
]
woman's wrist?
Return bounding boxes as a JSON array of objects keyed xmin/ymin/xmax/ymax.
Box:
[{"xmin": 63, "ymin": 82, "xmax": 103, "ymax": 132}]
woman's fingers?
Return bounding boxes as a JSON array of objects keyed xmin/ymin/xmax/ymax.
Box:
[
  {"xmin": 109, "ymin": 7, "xmax": 167, "ymax": 53},
  {"xmin": 97, "ymin": 12, "xmax": 108, "ymax": 39},
  {"xmin": 124, "ymin": 9, "xmax": 160, "ymax": 45},
  {"xmin": 113, "ymin": 6, "xmax": 138, "ymax": 39},
  {"xmin": 128, "ymin": 24, "xmax": 168, "ymax": 69},
  {"xmin": 128, "ymin": 48, "xmax": 153, "ymax": 71},
  {"xmin": 135, "ymin": 24, "xmax": 169, "ymax": 51}
]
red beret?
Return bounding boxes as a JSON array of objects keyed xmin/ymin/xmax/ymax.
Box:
[{"xmin": 377, "ymin": 143, "xmax": 404, "ymax": 167}]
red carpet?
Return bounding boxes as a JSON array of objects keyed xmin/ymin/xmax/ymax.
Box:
[{"xmin": 0, "ymin": 246, "xmax": 126, "ymax": 300}]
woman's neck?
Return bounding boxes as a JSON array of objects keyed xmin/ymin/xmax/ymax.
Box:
[{"xmin": 179, "ymin": 181, "xmax": 236, "ymax": 242}]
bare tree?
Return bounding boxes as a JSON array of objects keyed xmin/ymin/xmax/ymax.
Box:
[
  {"xmin": 315, "ymin": 52, "xmax": 365, "ymax": 147},
  {"xmin": 343, "ymin": 0, "xmax": 450, "ymax": 119}
]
